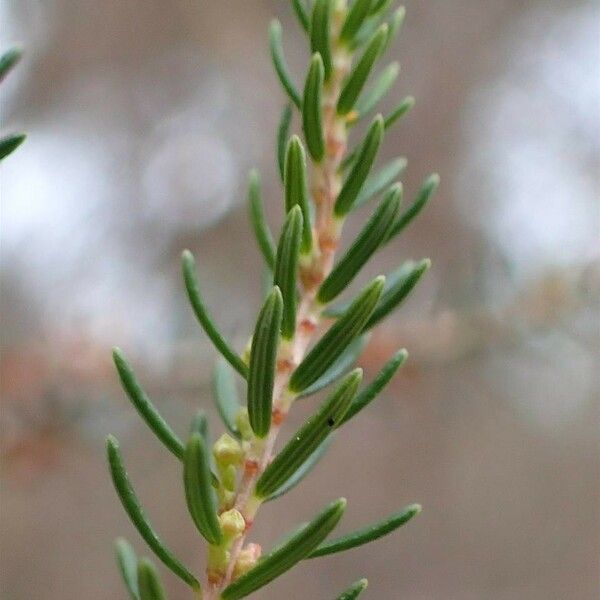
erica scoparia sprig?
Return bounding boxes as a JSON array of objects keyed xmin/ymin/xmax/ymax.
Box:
[{"xmin": 107, "ymin": 2, "xmax": 439, "ymax": 598}]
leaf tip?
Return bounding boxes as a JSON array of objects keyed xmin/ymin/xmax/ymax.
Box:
[
  {"xmin": 181, "ymin": 248, "xmax": 194, "ymax": 266},
  {"xmin": 336, "ymin": 497, "xmax": 348, "ymax": 512},
  {"xmin": 248, "ymin": 168, "xmax": 260, "ymax": 183},
  {"xmin": 427, "ymin": 173, "xmax": 441, "ymax": 189},
  {"xmin": 410, "ymin": 503, "xmax": 423, "ymax": 515},
  {"xmin": 396, "ymin": 348, "xmax": 409, "ymax": 362},
  {"xmin": 310, "ymin": 51, "xmax": 323, "ymax": 67},
  {"xmin": 269, "ymin": 18, "xmax": 282, "ymax": 33},
  {"xmin": 106, "ymin": 433, "xmax": 119, "ymax": 451},
  {"xmin": 419, "ymin": 258, "xmax": 432, "ymax": 271},
  {"xmin": 112, "ymin": 345, "xmax": 124, "ymax": 361},
  {"xmin": 373, "ymin": 274, "xmax": 386, "ymax": 291}
]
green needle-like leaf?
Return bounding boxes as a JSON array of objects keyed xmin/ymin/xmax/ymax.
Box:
[
  {"xmin": 385, "ymin": 173, "xmax": 440, "ymax": 241},
  {"xmin": 335, "ymin": 115, "xmax": 384, "ymax": 216},
  {"xmin": 351, "ymin": 0, "xmax": 393, "ymax": 50},
  {"xmin": 115, "ymin": 538, "xmax": 140, "ymax": 600},
  {"xmin": 303, "ymin": 53, "xmax": 325, "ymax": 162},
  {"xmin": 189, "ymin": 410, "xmax": 208, "ymax": 438},
  {"xmin": 323, "ymin": 260, "xmax": 417, "ymax": 318},
  {"xmin": 364, "ymin": 259, "xmax": 430, "ymax": 330},
  {"xmin": 284, "ymin": 136, "xmax": 313, "ymax": 254},
  {"xmin": 342, "ymin": 97, "xmax": 412, "ymax": 172},
  {"xmin": 318, "ymin": 185, "xmax": 401, "ymax": 303},
  {"xmin": 106, "ymin": 436, "xmax": 200, "ymax": 590},
  {"xmin": 289, "ymin": 276, "xmax": 384, "ymax": 393},
  {"xmin": 183, "ymin": 433, "xmax": 223, "ymax": 545},
  {"xmin": 337, "ymin": 25, "xmax": 388, "ymax": 116},
  {"xmin": 188, "ymin": 411, "xmax": 220, "ymax": 488},
  {"xmin": 369, "ymin": 0, "xmax": 390, "ymax": 13},
  {"xmin": 355, "ymin": 61, "xmax": 399, "ymax": 118},
  {"xmin": 383, "ymin": 95, "xmax": 415, "ymax": 129},
  {"xmin": 383, "ymin": 6, "xmax": 406, "ymax": 54},
  {"xmin": 0, "ymin": 47, "xmax": 22, "ymax": 82},
  {"xmin": 308, "ymin": 503, "xmax": 421, "ymax": 558},
  {"xmin": 274, "ymin": 207, "xmax": 303, "ymax": 339},
  {"xmin": 269, "ymin": 20, "xmax": 302, "ymax": 109},
  {"xmin": 277, "ymin": 104, "xmax": 293, "ymax": 182},
  {"xmin": 248, "ymin": 169, "xmax": 276, "ymax": 270},
  {"xmin": 340, "ymin": 0, "xmax": 374, "ymax": 44},
  {"xmin": 182, "ymin": 250, "xmax": 248, "ymax": 379},
  {"xmin": 264, "ymin": 435, "xmax": 334, "ymax": 501},
  {"xmin": 0, "ymin": 133, "xmax": 26, "ymax": 161},
  {"xmin": 310, "ymin": 0, "xmax": 332, "ymax": 80},
  {"xmin": 292, "ymin": 0, "xmax": 310, "ymax": 33},
  {"xmin": 137, "ymin": 558, "xmax": 166, "ymax": 600},
  {"xmin": 247, "ymin": 287, "xmax": 283, "ymax": 438},
  {"xmin": 354, "ymin": 157, "xmax": 407, "ymax": 210},
  {"xmin": 112, "ymin": 348, "xmax": 184, "ymax": 460},
  {"xmin": 257, "ymin": 370, "xmax": 361, "ymax": 498},
  {"xmin": 334, "ymin": 578, "xmax": 369, "ymax": 600},
  {"xmin": 340, "ymin": 348, "xmax": 408, "ymax": 425},
  {"xmin": 212, "ymin": 359, "xmax": 241, "ymax": 437},
  {"xmin": 221, "ymin": 498, "xmax": 347, "ymax": 600},
  {"xmin": 298, "ymin": 334, "xmax": 369, "ymax": 398}
]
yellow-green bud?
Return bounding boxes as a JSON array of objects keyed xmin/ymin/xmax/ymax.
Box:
[
  {"xmin": 219, "ymin": 508, "xmax": 245, "ymax": 540},
  {"xmin": 213, "ymin": 433, "xmax": 243, "ymax": 467},
  {"xmin": 207, "ymin": 545, "xmax": 229, "ymax": 578},
  {"xmin": 235, "ymin": 408, "xmax": 254, "ymax": 441},
  {"xmin": 233, "ymin": 543, "xmax": 262, "ymax": 579},
  {"xmin": 220, "ymin": 463, "xmax": 237, "ymax": 492},
  {"xmin": 217, "ymin": 486, "xmax": 235, "ymax": 509}
]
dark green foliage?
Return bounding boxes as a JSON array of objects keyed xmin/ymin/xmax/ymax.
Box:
[
  {"xmin": 221, "ymin": 499, "xmax": 347, "ymax": 599},
  {"xmin": 248, "ymin": 169, "xmax": 276, "ymax": 270},
  {"xmin": 364, "ymin": 259, "xmax": 431, "ymax": 329},
  {"xmin": 273, "ymin": 206, "xmax": 303, "ymax": 339},
  {"xmin": 308, "ymin": 503, "xmax": 421, "ymax": 558},
  {"xmin": 340, "ymin": 0, "xmax": 374, "ymax": 44},
  {"xmin": 0, "ymin": 47, "xmax": 25, "ymax": 161},
  {"xmin": 137, "ymin": 559, "xmax": 167, "ymax": 600},
  {"xmin": 264, "ymin": 435, "xmax": 334, "ymax": 501},
  {"xmin": 108, "ymin": 4, "xmax": 437, "ymax": 597},
  {"xmin": 277, "ymin": 104, "xmax": 293, "ymax": 181},
  {"xmin": 338, "ymin": 25, "xmax": 388, "ymax": 115},
  {"xmin": 0, "ymin": 47, "xmax": 22, "ymax": 81},
  {"xmin": 318, "ymin": 185, "xmax": 401, "ymax": 303},
  {"xmin": 289, "ymin": 277, "xmax": 384, "ymax": 393},
  {"xmin": 298, "ymin": 334, "xmax": 369, "ymax": 398},
  {"xmin": 112, "ymin": 348, "xmax": 184, "ymax": 460},
  {"xmin": 311, "ymin": 0, "xmax": 333, "ymax": 80},
  {"xmin": 106, "ymin": 436, "xmax": 199, "ymax": 590},
  {"xmin": 0, "ymin": 133, "xmax": 26, "ymax": 160},
  {"xmin": 335, "ymin": 116, "xmax": 385, "ymax": 216},
  {"xmin": 269, "ymin": 20, "xmax": 302, "ymax": 108},
  {"xmin": 334, "ymin": 579, "xmax": 369, "ymax": 600},
  {"xmin": 182, "ymin": 250, "xmax": 249, "ymax": 378},
  {"xmin": 247, "ymin": 287, "xmax": 283, "ymax": 437},
  {"xmin": 284, "ymin": 136, "xmax": 313, "ymax": 253},
  {"xmin": 340, "ymin": 348, "xmax": 408, "ymax": 425},
  {"xmin": 303, "ymin": 53, "xmax": 325, "ymax": 162},
  {"xmin": 183, "ymin": 434, "xmax": 223, "ymax": 544},
  {"xmin": 256, "ymin": 371, "xmax": 362, "ymax": 499}
]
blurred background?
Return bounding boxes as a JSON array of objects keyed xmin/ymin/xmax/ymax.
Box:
[{"xmin": 1, "ymin": 1, "xmax": 599, "ymax": 598}]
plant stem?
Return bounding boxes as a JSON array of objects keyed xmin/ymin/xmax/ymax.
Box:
[{"xmin": 207, "ymin": 5, "xmax": 351, "ymax": 598}]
